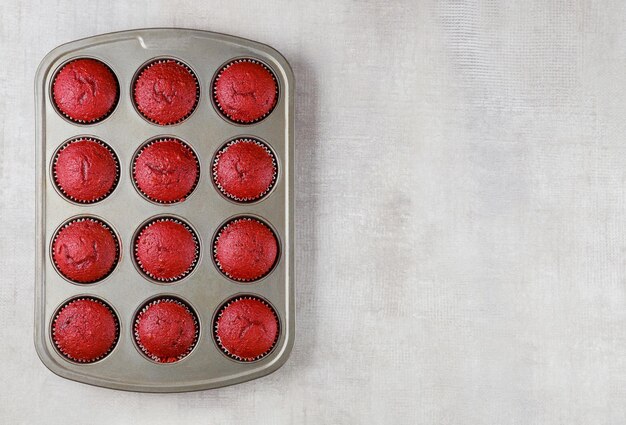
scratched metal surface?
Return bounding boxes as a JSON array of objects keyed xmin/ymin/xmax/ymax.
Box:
[{"xmin": 2, "ymin": 0, "xmax": 626, "ymax": 423}]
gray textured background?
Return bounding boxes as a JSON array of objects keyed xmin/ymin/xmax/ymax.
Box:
[{"xmin": 2, "ymin": 0, "xmax": 626, "ymax": 423}]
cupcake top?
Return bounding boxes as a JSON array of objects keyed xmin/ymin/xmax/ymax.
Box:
[
  {"xmin": 214, "ymin": 218, "xmax": 278, "ymax": 281},
  {"xmin": 213, "ymin": 139, "xmax": 277, "ymax": 202},
  {"xmin": 135, "ymin": 219, "xmax": 198, "ymax": 282},
  {"xmin": 133, "ymin": 60, "xmax": 199, "ymax": 125},
  {"xmin": 53, "ymin": 138, "xmax": 119, "ymax": 203},
  {"xmin": 52, "ymin": 218, "xmax": 118, "ymax": 283},
  {"xmin": 52, "ymin": 58, "xmax": 118, "ymax": 123},
  {"xmin": 215, "ymin": 297, "xmax": 279, "ymax": 361},
  {"xmin": 52, "ymin": 298, "xmax": 118, "ymax": 362},
  {"xmin": 213, "ymin": 60, "xmax": 278, "ymax": 123},
  {"xmin": 133, "ymin": 139, "xmax": 199, "ymax": 203},
  {"xmin": 134, "ymin": 299, "xmax": 198, "ymax": 363}
]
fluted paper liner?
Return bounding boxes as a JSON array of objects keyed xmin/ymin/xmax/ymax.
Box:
[
  {"xmin": 131, "ymin": 137, "xmax": 200, "ymax": 204},
  {"xmin": 132, "ymin": 59, "xmax": 200, "ymax": 125},
  {"xmin": 133, "ymin": 217, "xmax": 200, "ymax": 283},
  {"xmin": 212, "ymin": 58, "xmax": 279, "ymax": 124},
  {"xmin": 212, "ymin": 138, "xmax": 278, "ymax": 203},
  {"xmin": 51, "ymin": 58, "xmax": 120, "ymax": 124},
  {"xmin": 133, "ymin": 297, "xmax": 199, "ymax": 363},
  {"xmin": 51, "ymin": 216, "xmax": 120, "ymax": 284},
  {"xmin": 52, "ymin": 137, "xmax": 120, "ymax": 204},
  {"xmin": 213, "ymin": 217, "xmax": 279, "ymax": 282},
  {"xmin": 51, "ymin": 296, "xmax": 120, "ymax": 363},
  {"xmin": 213, "ymin": 295, "xmax": 280, "ymax": 362}
]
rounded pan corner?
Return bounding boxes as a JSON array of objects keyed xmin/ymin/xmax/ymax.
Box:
[
  {"xmin": 256, "ymin": 44, "xmax": 295, "ymax": 94},
  {"xmin": 35, "ymin": 45, "xmax": 66, "ymax": 90},
  {"xmin": 172, "ymin": 332, "xmax": 295, "ymax": 393},
  {"xmin": 34, "ymin": 332, "xmax": 70, "ymax": 382},
  {"xmin": 251, "ymin": 42, "xmax": 295, "ymax": 85},
  {"xmin": 265, "ymin": 328, "xmax": 295, "ymax": 373},
  {"xmin": 229, "ymin": 323, "xmax": 296, "ymax": 387},
  {"xmin": 34, "ymin": 37, "xmax": 95, "ymax": 90},
  {"xmin": 34, "ymin": 29, "xmax": 141, "ymax": 91},
  {"xmin": 200, "ymin": 29, "xmax": 295, "ymax": 87},
  {"xmin": 32, "ymin": 339, "xmax": 154, "ymax": 393}
]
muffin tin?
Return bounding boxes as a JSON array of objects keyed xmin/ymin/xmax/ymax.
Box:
[{"xmin": 35, "ymin": 28, "xmax": 294, "ymax": 392}]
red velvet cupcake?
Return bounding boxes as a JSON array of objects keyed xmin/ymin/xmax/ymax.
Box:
[
  {"xmin": 52, "ymin": 58, "xmax": 119, "ymax": 123},
  {"xmin": 213, "ymin": 59, "xmax": 278, "ymax": 123},
  {"xmin": 133, "ymin": 59, "xmax": 199, "ymax": 125},
  {"xmin": 214, "ymin": 218, "xmax": 279, "ymax": 281},
  {"xmin": 134, "ymin": 298, "xmax": 199, "ymax": 363},
  {"xmin": 52, "ymin": 297, "xmax": 119, "ymax": 363},
  {"xmin": 132, "ymin": 138, "xmax": 199, "ymax": 204},
  {"xmin": 213, "ymin": 139, "xmax": 277, "ymax": 202},
  {"xmin": 52, "ymin": 218, "xmax": 119, "ymax": 283},
  {"xmin": 214, "ymin": 296, "xmax": 279, "ymax": 361},
  {"xmin": 134, "ymin": 218, "xmax": 199, "ymax": 282},
  {"xmin": 53, "ymin": 138, "xmax": 119, "ymax": 203}
]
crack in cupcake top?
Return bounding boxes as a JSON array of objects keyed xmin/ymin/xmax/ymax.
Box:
[
  {"xmin": 52, "ymin": 217, "xmax": 120, "ymax": 284},
  {"xmin": 132, "ymin": 138, "xmax": 200, "ymax": 204},
  {"xmin": 134, "ymin": 297, "xmax": 199, "ymax": 363},
  {"xmin": 213, "ymin": 138, "xmax": 278, "ymax": 203},
  {"xmin": 133, "ymin": 59, "xmax": 199, "ymax": 125},
  {"xmin": 52, "ymin": 58, "xmax": 119, "ymax": 123},
  {"xmin": 53, "ymin": 138, "xmax": 120, "ymax": 204},
  {"xmin": 213, "ymin": 59, "xmax": 278, "ymax": 124},
  {"xmin": 213, "ymin": 217, "xmax": 279, "ymax": 282},
  {"xmin": 133, "ymin": 217, "xmax": 199, "ymax": 282},
  {"xmin": 214, "ymin": 296, "xmax": 279, "ymax": 362},
  {"xmin": 52, "ymin": 297, "xmax": 119, "ymax": 363}
]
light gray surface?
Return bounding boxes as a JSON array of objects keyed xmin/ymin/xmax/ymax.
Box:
[{"xmin": 1, "ymin": 0, "xmax": 626, "ymax": 423}]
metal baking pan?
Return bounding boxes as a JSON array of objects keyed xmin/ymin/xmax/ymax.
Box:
[{"xmin": 34, "ymin": 28, "xmax": 294, "ymax": 392}]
